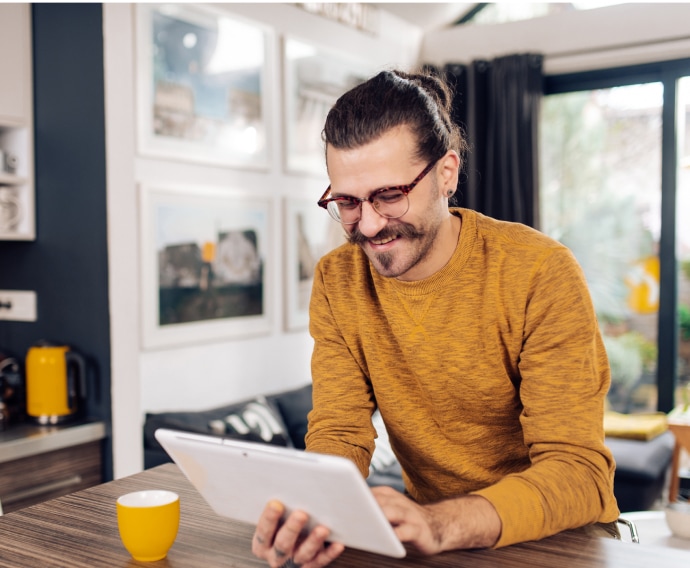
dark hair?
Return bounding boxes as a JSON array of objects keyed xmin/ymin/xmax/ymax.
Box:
[{"xmin": 323, "ymin": 69, "xmax": 468, "ymax": 168}]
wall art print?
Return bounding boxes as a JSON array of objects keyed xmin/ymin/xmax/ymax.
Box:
[
  {"xmin": 140, "ymin": 184, "xmax": 272, "ymax": 349},
  {"xmin": 283, "ymin": 37, "xmax": 374, "ymax": 177},
  {"xmin": 283, "ymin": 197, "xmax": 346, "ymax": 331},
  {"xmin": 136, "ymin": 3, "xmax": 271, "ymax": 169}
]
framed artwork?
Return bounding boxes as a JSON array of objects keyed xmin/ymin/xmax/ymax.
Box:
[
  {"xmin": 283, "ymin": 37, "xmax": 374, "ymax": 177},
  {"xmin": 140, "ymin": 184, "xmax": 272, "ymax": 349},
  {"xmin": 283, "ymin": 198, "xmax": 346, "ymax": 331},
  {"xmin": 135, "ymin": 4, "xmax": 271, "ymax": 169}
]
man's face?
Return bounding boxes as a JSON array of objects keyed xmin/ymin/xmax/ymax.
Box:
[{"xmin": 325, "ymin": 126, "xmax": 454, "ymax": 281}]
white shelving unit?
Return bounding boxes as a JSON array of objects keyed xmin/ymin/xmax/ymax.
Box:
[{"xmin": 0, "ymin": 3, "xmax": 34, "ymax": 241}]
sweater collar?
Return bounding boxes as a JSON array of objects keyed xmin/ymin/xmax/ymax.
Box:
[{"xmin": 373, "ymin": 208, "xmax": 476, "ymax": 297}]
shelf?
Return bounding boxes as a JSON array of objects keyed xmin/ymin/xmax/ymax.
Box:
[
  {"xmin": 0, "ymin": 172, "xmax": 27, "ymax": 185},
  {"xmin": 0, "ymin": 4, "xmax": 33, "ymax": 241}
]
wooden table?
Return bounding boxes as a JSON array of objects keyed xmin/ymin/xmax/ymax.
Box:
[{"xmin": 0, "ymin": 464, "xmax": 689, "ymax": 567}]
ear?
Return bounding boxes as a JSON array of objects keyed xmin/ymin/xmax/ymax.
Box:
[{"xmin": 437, "ymin": 150, "xmax": 460, "ymax": 196}]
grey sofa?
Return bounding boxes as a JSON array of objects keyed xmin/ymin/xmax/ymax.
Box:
[
  {"xmin": 143, "ymin": 383, "xmax": 674, "ymax": 511},
  {"xmin": 143, "ymin": 383, "xmax": 404, "ymax": 492}
]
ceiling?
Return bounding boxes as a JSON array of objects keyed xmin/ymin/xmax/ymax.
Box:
[{"xmin": 371, "ymin": 3, "xmax": 476, "ymax": 32}]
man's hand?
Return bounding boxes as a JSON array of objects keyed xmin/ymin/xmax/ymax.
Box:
[
  {"xmin": 251, "ymin": 500, "xmax": 345, "ymax": 568},
  {"xmin": 372, "ymin": 486, "xmax": 502, "ymax": 553}
]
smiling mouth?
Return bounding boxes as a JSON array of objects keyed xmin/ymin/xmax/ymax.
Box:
[{"xmin": 370, "ymin": 235, "xmax": 397, "ymax": 245}]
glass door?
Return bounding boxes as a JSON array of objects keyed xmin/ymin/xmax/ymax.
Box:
[
  {"xmin": 678, "ymin": 76, "xmax": 690, "ymax": 410},
  {"xmin": 540, "ymin": 83, "xmax": 663, "ymax": 413}
]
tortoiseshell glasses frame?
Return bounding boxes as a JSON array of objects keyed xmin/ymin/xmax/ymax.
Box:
[{"xmin": 317, "ymin": 160, "xmax": 438, "ymax": 224}]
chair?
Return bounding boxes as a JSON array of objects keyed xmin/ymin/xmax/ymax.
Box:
[{"xmin": 617, "ymin": 517, "xmax": 639, "ymax": 543}]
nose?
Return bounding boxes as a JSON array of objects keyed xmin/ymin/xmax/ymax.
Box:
[{"xmin": 356, "ymin": 200, "xmax": 388, "ymax": 237}]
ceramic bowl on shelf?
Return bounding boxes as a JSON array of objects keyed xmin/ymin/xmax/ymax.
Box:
[{"xmin": 665, "ymin": 501, "xmax": 690, "ymax": 539}]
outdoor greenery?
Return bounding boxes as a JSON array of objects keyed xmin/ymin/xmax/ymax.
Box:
[
  {"xmin": 680, "ymin": 303, "xmax": 690, "ymax": 341},
  {"xmin": 682, "ymin": 259, "xmax": 690, "ymax": 281},
  {"xmin": 540, "ymin": 88, "xmax": 659, "ymax": 325},
  {"xmin": 540, "ymin": 85, "xmax": 664, "ymax": 411},
  {"xmin": 604, "ymin": 331, "xmax": 657, "ymax": 388}
]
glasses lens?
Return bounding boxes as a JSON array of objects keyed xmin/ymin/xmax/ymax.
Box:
[
  {"xmin": 373, "ymin": 189, "xmax": 408, "ymax": 219},
  {"xmin": 329, "ymin": 198, "xmax": 359, "ymax": 224}
]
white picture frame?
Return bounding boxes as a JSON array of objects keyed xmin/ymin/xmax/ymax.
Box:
[
  {"xmin": 140, "ymin": 183, "xmax": 272, "ymax": 349},
  {"xmin": 283, "ymin": 37, "xmax": 374, "ymax": 177},
  {"xmin": 135, "ymin": 3, "xmax": 271, "ymax": 169},
  {"xmin": 283, "ymin": 198, "xmax": 346, "ymax": 331}
]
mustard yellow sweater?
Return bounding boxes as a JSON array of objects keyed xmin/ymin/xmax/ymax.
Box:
[{"xmin": 305, "ymin": 208, "xmax": 619, "ymax": 547}]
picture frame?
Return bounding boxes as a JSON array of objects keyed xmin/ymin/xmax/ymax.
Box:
[
  {"xmin": 135, "ymin": 3, "xmax": 271, "ymax": 169},
  {"xmin": 282, "ymin": 37, "xmax": 374, "ymax": 177},
  {"xmin": 283, "ymin": 198, "xmax": 346, "ymax": 331},
  {"xmin": 140, "ymin": 184, "xmax": 272, "ymax": 349}
]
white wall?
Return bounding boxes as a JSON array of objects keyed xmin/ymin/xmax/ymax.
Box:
[
  {"xmin": 422, "ymin": 3, "xmax": 690, "ymax": 74},
  {"xmin": 104, "ymin": 3, "xmax": 422, "ymax": 478}
]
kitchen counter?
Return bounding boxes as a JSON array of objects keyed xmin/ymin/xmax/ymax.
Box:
[
  {"xmin": 0, "ymin": 419, "xmax": 106, "ymax": 513},
  {"xmin": 0, "ymin": 419, "xmax": 106, "ymax": 464}
]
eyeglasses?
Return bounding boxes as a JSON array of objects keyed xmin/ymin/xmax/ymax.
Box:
[{"xmin": 317, "ymin": 160, "xmax": 438, "ymax": 224}]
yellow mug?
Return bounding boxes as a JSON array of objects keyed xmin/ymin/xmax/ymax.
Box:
[{"xmin": 116, "ymin": 490, "xmax": 180, "ymax": 562}]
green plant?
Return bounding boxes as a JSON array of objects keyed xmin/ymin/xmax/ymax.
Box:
[
  {"xmin": 681, "ymin": 259, "xmax": 690, "ymax": 281},
  {"xmin": 604, "ymin": 330, "xmax": 658, "ymax": 390},
  {"xmin": 625, "ymin": 331, "xmax": 657, "ymax": 372},
  {"xmin": 604, "ymin": 333, "xmax": 640, "ymax": 388},
  {"xmin": 680, "ymin": 304, "xmax": 690, "ymax": 341}
]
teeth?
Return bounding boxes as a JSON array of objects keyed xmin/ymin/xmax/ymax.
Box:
[{"xmin": 371, "ymin": 235, "xmax": 395, "ymax": 245}]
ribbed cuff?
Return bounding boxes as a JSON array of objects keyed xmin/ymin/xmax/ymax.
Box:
[{"xmin": 473, "ymin": 476, "xmax": 546, "ymax": 548}]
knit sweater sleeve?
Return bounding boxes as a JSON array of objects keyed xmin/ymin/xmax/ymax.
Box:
[
  {"xmin": 473, "ymin": 246, "xmax": 619, "ymax": 547},
  {"xmin": 304, "ymin": 251, "xmax": 378, "ymax": 477}
]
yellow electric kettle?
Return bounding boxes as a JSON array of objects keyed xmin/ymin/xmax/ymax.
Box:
[{"xmin": 25, "ymin": 342, "xmax": 87, "ymax": 425}]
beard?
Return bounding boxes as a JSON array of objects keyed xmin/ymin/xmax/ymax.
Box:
[{"xmin": 347, "ymin": 221, "xmax": 439, "ymax": 277}]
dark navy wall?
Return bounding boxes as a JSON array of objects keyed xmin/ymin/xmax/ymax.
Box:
[{"xmin": 0, "ymin": 4, "xmax": 112, "ymax": 480}]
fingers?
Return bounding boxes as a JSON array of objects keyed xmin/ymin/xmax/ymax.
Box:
[
  {"xmin": 371, "ymin": 487, "xmax": 441, "ymax": 555},
  {"xmin": 298, "ymin": 541, "xmax": 346, "ymax": 568},
  {"xmin": 252, "ymin": 500, "xmax": 344, "ymax": 568},
  {"xmin": 292, "ymin": 526, "xmax": 345, "ymax": 568},
  {"xmin": 271, "ymin": 509, "xmax": 309, "ymax": 565},
  {"xmin": 253, "ymin": 500, "xmax": 286, "ymax": 557},
  {"xmin": 371, "ymin": 485, "xmax": 410, "ymax": 522}
]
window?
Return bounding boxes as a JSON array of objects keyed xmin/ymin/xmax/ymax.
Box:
[
  {"xmin": 541, "ymin": 60, "xmax": 690, "ymax": 413},
  {"xmin": 678, "ymin": 77, "xmax": 690, "ymax": 410},
  {"xmin": 458, "ymin": 2, "xmax": 626, "ymax": 26}
]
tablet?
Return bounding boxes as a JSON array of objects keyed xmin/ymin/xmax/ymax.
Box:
[{"xmin": 154, "ymin": 428, "xmax": 406, "ymax": 558}]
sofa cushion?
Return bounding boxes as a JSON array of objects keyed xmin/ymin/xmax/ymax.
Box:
[
  {"xmin": 268, "ymin": 384, "xmax": 312, "ymax": 450},
  {"xmin": 365, "ymin": 410, "xmax": 406, "ymax": 493},
  {"xmin": 207, "ymin": 395, "xmax": 292, "ymax": 446},
  {"xmin": 606, "ymin": 430, "xmax": 675, "ymax": 512},
  {"xmin": 369, "ymin": 410, "xmax": 398, "ymax": 474},
  {"xmin": 144, "ymin": 395, "xmax": 292, "ymax": 458},
  {"xmin": 606, "ymin": 430, "xmax": 675, "ymax": 481}
]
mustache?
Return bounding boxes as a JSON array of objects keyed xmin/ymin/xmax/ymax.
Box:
[{"xmin": 347, "ymin": 223, "xmax": 424, "ymax": 245}]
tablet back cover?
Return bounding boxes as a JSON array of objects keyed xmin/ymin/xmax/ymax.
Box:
[{"xmin": 155, "ymin": 428, "xmax": 406, "ymax": 558}]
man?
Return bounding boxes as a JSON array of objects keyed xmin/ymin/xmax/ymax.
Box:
[{"xmin": 252, "ymin": 70, "xmax": 619, "ymax": 567}]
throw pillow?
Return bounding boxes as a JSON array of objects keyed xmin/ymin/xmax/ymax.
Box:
[
  {"xmin": 270, "ymin": 384, "xmax": 312, "ymax": 449},
  {"xmin": 208, "ymin": 395, "xmax": 291, "ymax": 447}
]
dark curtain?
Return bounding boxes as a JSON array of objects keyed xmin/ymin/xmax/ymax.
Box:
[{"xmin": 442, "ymin": 54, "xmax": 544, "ymax": 227}]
